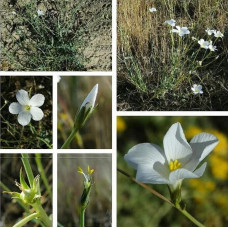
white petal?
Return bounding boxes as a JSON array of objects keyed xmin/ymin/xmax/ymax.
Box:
[
  {"xmin": 29, "ymin": 94, "xmax": 45, "ymax": 107},
  {"xmin": 193, "ymin": 162, "xmax": 207, "ymax": 177},
  {"xmin": 136, "ymin": 163, "xmax": 169, "ymax": 184},
  {"xmin": 124, "ymin": 143, "xmax": 166, "ymax": 170},
  {"xmin": 169, "ymin": 168, "xmax": 199, "ymax": 185},
  {"xmin": 16, "ymin": 90, "xmax": 29, "ymax": 105},
  {"xmin": 30, "ymin": 107, "xmax": 44, "ymax": 121},
  {"xmin": 163, "ymin": 122, "xmax": 192, "ymax": 162},
  {"xmin": 185, "ymin": 133, "xmax": 219, "ymax": 170},
  {"xmin": 80, "ymin": 84, "xmax": 98, "ymax": 110},
  {"xmin": 18, "ymin": 111, "xmax": 31, "ymax": 126},
  {"xmin": 9, "ymin": 102, "xmax": 22, "ymax": 114}
]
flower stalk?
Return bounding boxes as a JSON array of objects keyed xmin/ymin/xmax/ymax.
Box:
[
  {"xmin": 78, "ymin": 166, "xmax": 94, "ymax": 227},
  {"xmin": 118, "ymin": 167, "xmax": 205, "ymax": 227},
  {"xmin": 61, "ymin": 84, "xmax": 98, "ymax": 149}
]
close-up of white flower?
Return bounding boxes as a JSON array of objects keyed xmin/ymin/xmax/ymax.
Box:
[
  {"xmin": 149, "ymin": 7, "xmax": 157, "ymax": 12},
  {"xmin": 164, "ymin": 19, "xmax": 176, "ymax": 27},
  {"xmin": 205, "ymin": 28, "xmax": 215, "ymax": 35},
  {"xmin": 191, "ymin": 84, "xmax": 203, "ymax": 94},
  {"xmin": 9, "ymin": 89, "xmax": 45, "ymax": 126},
  {"xmin": 208, "ymin": 41, "xmax": 217, "ymax": 52},
  {"xmin": 171, "ymin": 26, "xmax": 190, "ymax": 37},
  {"xmin": 198, "ymin": 39, "xmax": 209, "ymax": 49},
  {"xmin": 37, "ymin": 9, "xmax": 45, "ymax": 16},
  {"xmin": 124, "ymin": 122, "xmax": 219, "ymax": 189},
  {"xmin": 213, "ymin": 30, "xmax": 224, "ymax": 38}
]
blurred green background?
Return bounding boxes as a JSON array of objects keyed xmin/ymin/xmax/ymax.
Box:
[
  {"xmin": 117, "ymin": 116, "xmax": 228, "ymax": 226},
  {"xmin": 58, "ymin": 76, "xmax": 112, "ymax": 149},
  {"xmin": 0, "ymin": 154, "xmax": 52, "ymax": 227},
  {"xmin": 57, "ymin": 153, "xmax": 112, "ymax": 227}
]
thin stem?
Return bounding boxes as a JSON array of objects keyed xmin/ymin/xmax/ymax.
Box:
[
  {"xmin": 21, "ymin": 154, "xmax": 34, "ymax": 188},
  {"xmin": 61, "ymin": 127, "xmax": 78, "ymax": 149},
  {"xmin": 80, "ymin": 208, "xmax": 85, "ymax": 227},
  {"xmin": 35, "ymin": 154, "xmax": 52, "ymax": 203},
  {"xmin": 13, "ymin": 212, "xmax": 38, "ymax": 227},
  {"xmin": 176, "ymin": 205, "xmax": 205, "ymax": 227},
  {"xmin": 118, "ymin": 167, "xmax": 205, "ymax": 227},
  {"xmin": 33, "ymin": 203, "xmax": 52, "ymax": 227}
]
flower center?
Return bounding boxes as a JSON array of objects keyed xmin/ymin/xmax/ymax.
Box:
[
  {"xmin": 169, "ymin": 160, "xmax": 181, "ymax": 172},
  {"xmin": 25, "ymin": 105, "xmax": 31, "ymax": 111}
]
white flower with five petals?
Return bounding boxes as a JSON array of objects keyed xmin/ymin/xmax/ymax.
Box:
[
  {"xmin": 198, "ymin": 39, "xmax": 209, "ymax": 49},
  {"xmin": 124, "ymin": 122, "xmax": 219, "ymax": 189},
  {"xmin": 191, "ymin": 84, "xmax": 203, "ymax": 94},
  {"xmin": 171, "ymin": 26, "xmax": 190, "ymax": 37},
  {"xmin": 9, "ymin": 89, "xmax": 45, "ymax": 126}
]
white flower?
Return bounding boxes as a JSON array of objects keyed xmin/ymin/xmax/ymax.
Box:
[
  {"xmin": 149, "ymin": 7, "xmax": 157, "ymax": 12},
  {"xmin": 198, "ymin": 39, "xmax": 209, "ymax": 49},
  {"xmin": 205, "ymin": 28, "xmax": 215, "ymax": 35},
  {"xmin": 208, "ymin": 41, "xmax": 217, "ymax": 51},
  {"xmin": 213, "ymin": 30, "xmax": 224, "ymax": 38},
  {"xmin": 191, "ymin": 84, "xmax": 203, "ymax": 94},
  {"xmin": 80, "ymin": 84, "xmax": 98, "ymax": 111},
  {"xmin": 37, "ymin": 9, "xmax": 44, "ymax": 16},
  {"xmin": 78, "ymin": 166, "xmax": 94, "ymax": 184},
  {"xmin": 164, "ymin": 19, "xmax": 176, "ymax": 27},
  {"xmin": 124, "ymin": 122, "xmax": 219, "ymax": 189},
  {"xmin": 171, "ymin": 26, "xmax": 190, "ymax": 37},
  {"xmin": 56, "ymin": 75, "xmax": 61, "ymax": 83},
  {"xmin": 9, "ymin": 89, "xmax": 45, "ymax": 126}
]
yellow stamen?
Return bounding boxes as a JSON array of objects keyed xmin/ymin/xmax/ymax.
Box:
[
  {"xmin": 169, "ymin": 160, "xmax": 181, "ymax": 171},
  {"xmin": 77, "ymin": 166, "xmax": 83, "ymax": 174},
  {"xmin": 88, "ymin": 165, "xmax": 94, "ymax": 175},
  {"xmin": 25, "ymin": 105, "xmax": 30, "ymax": 111}
]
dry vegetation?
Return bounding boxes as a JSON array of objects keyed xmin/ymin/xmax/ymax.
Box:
[
  {"xmin": 0, "ymin": 0, "xmax": 112, "ymax": 71},
  {"xmin": 117, "ymin": 0, "xmax": 228, "ymax": 111}
]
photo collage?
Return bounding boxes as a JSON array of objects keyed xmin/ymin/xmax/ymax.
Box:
[{"xmin": 0, "ymin": 0, "xmax": 228, "ymax": 227}]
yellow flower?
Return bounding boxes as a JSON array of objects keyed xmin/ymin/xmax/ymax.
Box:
[
  {"xmin": 207, "ymin": 130, "xmax": 228, "ymax": 157},
  {"xmin": 209, "ymin": 155, "xmax": 228, "ymax": 180},
  {"xmin": 117, "ymin": 117, "xmax": 126, "ymax": 133},
  {"xmin": 185, "ymin": 126, "xmax": 202, "ymax": 139}
]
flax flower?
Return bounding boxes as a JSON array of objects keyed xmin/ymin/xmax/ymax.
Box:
[
  {"xmin": 164, "ymin": 19, "xmax": 176, "ymax": 27},
  {"xmin": 191, "ymin": 84, "xmax": 203, "ymax": 94},
  {"xmin": 9, "ymin": 89, "xmax": 45, "ymax": 126},
  {"xmin": 172, "ymin": 26, "xmax": 190, "ymax": 37},
  {"xmin": 149, "ymin": 7, "xmax": 157, "ymax": 13},
  {"xmin": 124, "ymin": 122, "xmax": 219, "ymax": 189}
]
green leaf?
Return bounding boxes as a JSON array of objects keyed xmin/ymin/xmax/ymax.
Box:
[{"xmin": 20, "ymin": 168, "xmax": 30, "ymax": 190}]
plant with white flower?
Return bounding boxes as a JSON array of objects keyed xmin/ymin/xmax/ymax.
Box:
[
  {"xmin": 208, "ymin": 41, "xmax": 217, "ymax": 52},
  {"xmin": 122, "ymin": 122, "xmax": 219, "ymax": 226},
  {"xmin": 213, "ymin": 30, "xmax": 224, "ymax": 38},
  {"xmin": 149, "ymin": 7, "xmax": 157, "ymax": 13},
  {"xmin": 205, "ymin": 28, "xmax": 215, "ymax": 35},
  {"xmin": 9, "ymin": 89, "xmax": 45, "ymax": 126},
  {"xmin": 78, "ymin": 166, "xmax": 94, "ymax": 227},
  {"xmin": 198, "ymin": 39, "xmax": 210, "ymax": 49},
  {"xmin": 191, "ymin": 84, "xmax": 203, "ymax": 94},
  {"xmin": 164, "ymin": 19, "xmax": 176, "ymax": 27},
  {"xmin": 37, "ymin": 9, "xmax": 45, "ymax": 16},
  {"xmin": 171, "ymin": 26, "xmax": 190, "ymax": 37},
  {"xmin": 61, "ymin": 84, "xmax": 98, "ymax": 149}
]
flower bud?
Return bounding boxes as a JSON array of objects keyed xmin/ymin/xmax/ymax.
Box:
[{"xmin": 74, "ymin": 84, "xmax": 98, "ymax": 131}]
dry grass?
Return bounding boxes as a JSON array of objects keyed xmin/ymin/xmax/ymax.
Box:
[{"xmin": 117, "ymin": 0, "xmax": 228, "ymax": 111}]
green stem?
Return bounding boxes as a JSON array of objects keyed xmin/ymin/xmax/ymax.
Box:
[
  {"xmin": 118, "ymin": 167, "xmax": 205, "ymax": 227},
  {"xmin": 176, "ymin": 205, "xmax": 205, "ymax": 227},
  {"xmin": 33, "ymin": 203, "xmax": 52, "ymax": 227},
  {"xmin": 61, "ymin": 128, "xmax": 78, "ymax": 149},
  {"xmin": 35, "ymin": 154, "xmax": 52, "ymax": 203},
  {"xmin": 21, "ymin": 154, "xmax": 34, "ymax": 187},
  {"xmin": 13, "ymin": 212, "xmax": 38, "ymax": 227},
  {"xmin": 80, "ymin": 208, "xmax": 85, "ymax": 227}
]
